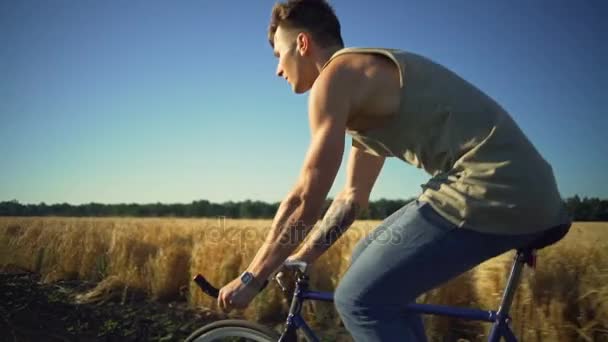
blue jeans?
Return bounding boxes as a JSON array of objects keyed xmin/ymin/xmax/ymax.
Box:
[{"xmin": 334, "ymin": 200, "xmax": 547, "ymax": 341}]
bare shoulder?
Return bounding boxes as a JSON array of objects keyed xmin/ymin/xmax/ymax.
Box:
[
  {"xmin": 316, "ymin": 54, "xmax": 364, "ymax": 87},
  {"xmin": 311, "ymin": 54, "xmax": 369, "ymax": 105},
  {"xmin": 324, "ymin": 52, "xmax": 397, "ymax": 78},
  {"xmin": 313, "ymin": 52, "xmax": 401, "ymax": 127}
]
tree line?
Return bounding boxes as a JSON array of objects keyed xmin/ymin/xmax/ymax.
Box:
[{"xmin": 0, "ymin": 195, "xmax": 607, "ymax": 221}]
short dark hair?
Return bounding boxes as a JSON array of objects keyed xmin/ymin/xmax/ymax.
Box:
[{"xmin": 268, "ymin": 0, "xmax": 344, "ymax": 49}]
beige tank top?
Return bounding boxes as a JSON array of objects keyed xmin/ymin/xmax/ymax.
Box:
[{"xmin": 323, "ymin": 47, "xmax": 570, "ymax": 235}]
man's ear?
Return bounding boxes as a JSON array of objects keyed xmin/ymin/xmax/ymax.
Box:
[{"xmin": 296, "ymin": 32, "xmax": 310, "ymax": 56}]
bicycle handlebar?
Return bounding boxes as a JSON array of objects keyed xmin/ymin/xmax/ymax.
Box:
[
  {"xmin": 192, "ymin": 260, "xmax": 308, "ymax": 299},
  {"xmin": 193, "ymin": 274, "xmax": 220, "ymax": 298},
  {"xmin": 193, "ymin": 274, "xmax": 271, "ymax": 299}
]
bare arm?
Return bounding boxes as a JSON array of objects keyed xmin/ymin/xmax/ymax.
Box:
[
  {"xmin": 244, "ymin": 63, "xmax": 357, "ymax": 282},
  {"xmin": 291, "ymin": 143, "xmax": 385, "ymax": 263}
]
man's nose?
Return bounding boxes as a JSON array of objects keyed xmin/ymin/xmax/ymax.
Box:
[{"xmin": 276, "ymin": 65, "xmax": 284, "ymax": 78}]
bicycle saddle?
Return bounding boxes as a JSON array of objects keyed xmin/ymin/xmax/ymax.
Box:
[{"xmin": 520, "ymin": 222, "xmax": 571, "ymax": 251}]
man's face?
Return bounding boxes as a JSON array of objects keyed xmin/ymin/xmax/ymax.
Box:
[{"xmin": 273, "ymin": 26, "xmax": 311, "ymax": 94}]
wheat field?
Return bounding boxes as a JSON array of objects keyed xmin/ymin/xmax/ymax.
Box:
[{"xmin": 0, "ymin": 217, "xmax": 606, "ymax": 341}]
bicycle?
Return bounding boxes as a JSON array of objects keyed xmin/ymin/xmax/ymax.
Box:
[{"xmin": 185, "ymin": 223, "xmax": 571, "ymax": 342}]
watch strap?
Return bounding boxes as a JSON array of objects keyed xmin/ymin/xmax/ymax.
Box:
[{"xmin": 240, "ymin": 271, "xmax": 266, "ymax": 290}]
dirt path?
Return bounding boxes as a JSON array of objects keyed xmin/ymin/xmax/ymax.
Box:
[{"xmin": 0, "ymin": 271, "xmax": 218, "ymax": 341}]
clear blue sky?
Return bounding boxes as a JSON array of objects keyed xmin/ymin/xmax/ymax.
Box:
[{"xmin": 1, "ymin": 0, "xmax": 606, "ymax": 205}]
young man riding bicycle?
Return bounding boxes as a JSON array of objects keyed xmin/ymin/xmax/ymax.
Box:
[{"xmin": 216, "ymin": 1, "xmax": 571, "ymax": 340}]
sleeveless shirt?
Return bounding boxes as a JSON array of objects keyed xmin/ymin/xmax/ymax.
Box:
[{"xmin": 322, "ymin": 47, "xmax": 570, "ymax": 235}]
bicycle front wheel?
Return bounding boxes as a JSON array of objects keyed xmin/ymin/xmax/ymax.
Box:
[{"xmin": 185, "ymin": 319, "xmax": 280, "ymax": 342}]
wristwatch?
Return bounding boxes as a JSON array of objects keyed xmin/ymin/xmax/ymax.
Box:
[{"xmin": 240, "ymin": 271, "xmax": 263, "ymax": 289}]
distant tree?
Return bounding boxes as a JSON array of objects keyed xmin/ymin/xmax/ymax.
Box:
[
  {"xmin": 191, "ymin": 200, "xmax": 210, "ymax": 217},
  {"xmin": 0, "ymin": 200, "xmax": 23, "ymax": 216}
]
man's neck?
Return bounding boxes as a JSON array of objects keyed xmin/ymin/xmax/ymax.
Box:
[{"xmin": 314, "ymin": 45, "xmax": 342, "ymax": 73}]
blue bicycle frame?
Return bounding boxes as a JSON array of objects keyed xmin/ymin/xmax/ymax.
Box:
[{"xmin": 277, "ymin": 250, "xmax": 533, "ymax": 342}]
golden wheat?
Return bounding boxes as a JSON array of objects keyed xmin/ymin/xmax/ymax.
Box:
[{"xmin": 1, "ymin": 217, "xmax": 606, "ymax": 341}]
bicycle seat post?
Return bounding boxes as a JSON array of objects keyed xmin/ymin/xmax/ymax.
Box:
[{"xmin": 497, "ymin": 249, "xmax": 531, "ymax": 319}]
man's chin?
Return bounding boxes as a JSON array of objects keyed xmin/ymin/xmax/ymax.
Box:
[{"xmin": 292, "ymin": 83, "xmax": 311, "ymax": 94}]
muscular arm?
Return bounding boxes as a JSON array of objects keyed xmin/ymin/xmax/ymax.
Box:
[
  {"xmin": 291, "ymin": 144, "xmax": 385, "ymax": 263},
  {"xmin": 290, "ymin": 191, "xmax": 361, "ymax": 264},
  {"xmin": 244, "ymin": 62, "xmax": 356, "ymax": 281}
]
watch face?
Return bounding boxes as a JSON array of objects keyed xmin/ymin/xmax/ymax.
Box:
[{"xmin": 241, "ymin": 272, "xmax": 253, "ymax": 284}]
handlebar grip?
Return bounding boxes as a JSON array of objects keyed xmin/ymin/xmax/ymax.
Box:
[
  {"xmin": 193, "ymin": 274, "xmax": 271, "ymax": 299},
  {"xmin": 193, "ymin": 274, "xmax": 220, "ymax": 298}
]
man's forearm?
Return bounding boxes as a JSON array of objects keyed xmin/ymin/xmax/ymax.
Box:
[
  {"xmin": 245, "ymin": 194, "xmax": 321, "ymax": 281},
  {"xmin": 292, "ymin": 192, "xmax": 362, "ymax": 263}
]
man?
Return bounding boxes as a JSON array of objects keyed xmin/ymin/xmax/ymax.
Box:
[{"xmin": 217, "ymin": 0, "xmax": 571, "ymax": 340}]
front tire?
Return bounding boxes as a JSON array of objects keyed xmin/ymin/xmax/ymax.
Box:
[{"xmin": 185, "ymin": 319, "xmax": 280, "ymax": 342}]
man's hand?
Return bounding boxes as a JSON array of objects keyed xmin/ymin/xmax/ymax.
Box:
[{"xmin": 217, "ymin": 277, "xmax": 262, "ymax": 312}]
